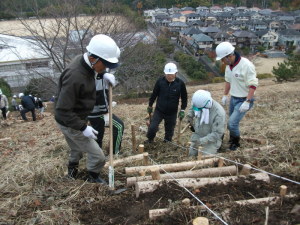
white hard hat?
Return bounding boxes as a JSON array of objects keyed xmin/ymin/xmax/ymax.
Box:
[
  {"xmin": 19, "ymin": 93, "xmax": 24, "ymax": 98},
  {"xmin": 192, "ymin": 90, "xmax": 212, "ymax": 109},
  {"xmin": 86, "ymin": 34, "xmax": 119, "ymax": 68},
  {"xmin": 215, "ymin": 42, "xmax": 235, "ymax": 60},
  {"xmin": 164, "ymin": 63, "xmax": 178, "ymax": 74},
  {"xmin": 13, "ymin": 95, "xmax": 17, "ymax": 98},
  {"xmin": 0, "ymin": 89, "xmax": 2, "ymax": 95}
]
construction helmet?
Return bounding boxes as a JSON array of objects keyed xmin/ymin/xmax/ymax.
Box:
[
  {"xmin": 13, "ymin": 95, "xmax": 17, "ymax": 98},
  {"xmin": 192, "ymin": 90, "xmax": 212, "ymax": 109},
  {"xmin": 164, "ymin": 62, "xmax": 178, "ymax": 74},
  {"xmin": 215, "ymin": 42, "xmax": 235, "ymax": 60},
  {"xmin": 86, "ymin": 34, "xmax": 119, "ymax": 68},
  {"xmin": 19, "ymin": 93, "xmax": 24, "ymax": 98}
]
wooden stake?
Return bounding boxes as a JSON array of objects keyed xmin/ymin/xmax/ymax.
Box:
[
  {"xmin": 193, "ymin": 217, "xmax": 209, "ymax": 225},
  {"xmin": 279, "ymin": 185, "xmax": 287, "ymax": 198},
  {"xmin": 138, "ymin": 144, "xmax": 144, "ymax": 153},
  {"xmin": 187, "ymin": 142, "xmax": 191, "ymax": 156},
  {"xmin": 108, "ymin": 85, "xmax": 114, "ymax": 191},
  {"xmin": 240, "ymin": 164, "xmax": 251, "ymax": 176},
  {"xmin": 104, "ymin": 152, "xmax": 149, "ymax": 168},
  {"xmin": 139, "ymin": 170, "xmax": 146, "ymax": 176},
  {"xmin": 197, "ymin": 146, "xmax": 203, "ymax": 160},
  {"xmin": 181, "ymin": 123, "xmax": 190, "ymax": 134},
  {"xmin": 151, "ymin": 167, "xmax": 161, "ymax": 180},
  {"xmin": 131, "ymin": 124, "xmax": 136, "ymax": 152},
  {"xmin": 218, "ymin": 159, "xmax": 224, "ymax": 167},
  {"xmin": 182, "ymin": 198, "xmax": 191, "ymax": 206},
  {"xmin": 143, "ymin": 152, "xmax": 149, "ymax": 166}
]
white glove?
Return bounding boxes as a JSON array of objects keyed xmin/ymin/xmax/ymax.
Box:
[
  {"xmin": 104, "ymin": 113, "xmax": 109, "ymax": 127},
  {"xmin": 239, "ymin": 101, "xmax": 250, "ymax": 113},
  {"xmin": 103, "ymin": 73, "xmax": 116, "ymax": 87},
  {"xmin": 221, "ymin": 95, "xmax": 228, "ymax": 106},
  {"xmin": 82, "ymin": 125, "xmax": 98, "ymax": 140},
  {"xmin": 112, "ymin": 101, "xmax": 117, "ymax": 107}
]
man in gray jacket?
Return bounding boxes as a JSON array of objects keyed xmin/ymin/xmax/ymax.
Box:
[
  {"xmin": 55, "ymin": 34, "xmax": 120, "ymax": 184},
  {"xmin": 187, "ymin": 90, "xmax": 226, "ymax": 156}
]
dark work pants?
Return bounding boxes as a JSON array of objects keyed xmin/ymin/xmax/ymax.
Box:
[
  {"xmin": 20, "ymin": 108, "xmax": 36, "ymax": 121},
  {"xmin": 147, "ymin": 109, "xmax": 177, "ymax": 142},
  {"xmin": 89, "ymin": 114, "xmax": 124, "ymax": 154},
  {"xmin": 1, "ymin": 107, "xmax": 7, "ymax": 119}
]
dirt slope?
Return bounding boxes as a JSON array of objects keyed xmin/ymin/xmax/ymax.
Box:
[{"xmin": 0, "ymin": 78, "xmax": 299, "ymax": 224}]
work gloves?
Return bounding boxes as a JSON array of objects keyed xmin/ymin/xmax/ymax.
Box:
[
  {"xmin": 82, "ymin": 126, "xmax": 98, "ymax": 140},
  {"xmin": 104, "ymin": 113, "xmax": 109, "ymax": 127},
  {"xmin": 147, "ymin": 106, "xmax": 153, "ymax": 114},
  {"xmin": 239, "ymin": 101, "xmax": 250, "ymax": 113},
  {"xmin": 221, "ymin": 95, "xmax": 228, "ymax": 106},
  {"xmin": 103, "ymin": 73, "xmax": 116, "ymax": 87},
  {"xmin": 178, "ymin": 110, "xmax": 185, "ymax": 120}
]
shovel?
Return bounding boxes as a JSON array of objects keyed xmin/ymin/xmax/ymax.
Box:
[
  {"xmin": 108, "ymin": 84, "xmax": 127, "ymax": 195},
  {"xmin": 176, "ymin": 119, "xmax": 182, "ymax": 144}
]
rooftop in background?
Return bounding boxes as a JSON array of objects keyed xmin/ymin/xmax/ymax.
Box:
[{"xmin": 0, "ymin": 34, "xmax": 48, "ymax": 63}]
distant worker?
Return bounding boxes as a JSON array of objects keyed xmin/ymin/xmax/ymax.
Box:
[
  {"xmin": 0, "ymin": 89, "xmax": 8, "ymax": 120},
  {"xmin": 11, "ymin": 95, "xmax": 18, "ymax": 111},
  {"xmin": 146, "ymin": 62, "xmax": 187, "ymax": 143},
  {"xmin": 88, "ymin": 72, "xmax": 124, "ymax": 155},
  {"xmin": 55, "ymin": 34, "xmax": 120, "ymax": 184},
  {"xmin": 19, "ymin": 93, "xmax": 36, "ymax": 121},
  {"xmin": 49, "ymin": 96, "xmax": 55, "ymax": 102},
  {"xmin": 187, "ymin": 90, "xmax": 226, "ymax": 156},
  {"xmin": 216, "ymin": 42, "xmax": 258, "ymax": 150},
  {"xmin": 37, "ymin": 98, "xmax": 45, "ymax": 114}
]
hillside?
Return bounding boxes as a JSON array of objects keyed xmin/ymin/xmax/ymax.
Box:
[{"xmin": 0, "ymin": 78, "xmax": 299, "ymax": 224}]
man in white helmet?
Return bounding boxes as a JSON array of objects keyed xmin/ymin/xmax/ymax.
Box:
[
  {"xmin": 215, "ymin": 42, "xmax": 258, "ymax": 150},
  {"xmin": 186, "ymin": 90, "xmax": 226, "ymax": 156},
  {"xmin": 55, "ymin": 34, "xmax": 120, "ymax": 184},
  {"xmin": 146, "ymin": 62, "xmax": 187, "ymax": 143}
]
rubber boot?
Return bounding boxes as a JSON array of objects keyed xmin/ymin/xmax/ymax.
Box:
[
  {"xmin": 229, "ymin": 136, "xmax": 240, "ymax": 151},
  {"xmin": 228, "ymin": 135, "xmax": 234, "ymax": 144},
  {"xmin": 87, "ymin": 171, "xmax": 107, "ymax": 184},
  {"xmin": 68, "ymin": 162, "xmax": 79, "ymax": 179}
]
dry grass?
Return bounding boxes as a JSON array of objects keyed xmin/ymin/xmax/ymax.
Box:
[{"xmin": 0, "ymin": 78, "xmax": 299, "ymax": 224}]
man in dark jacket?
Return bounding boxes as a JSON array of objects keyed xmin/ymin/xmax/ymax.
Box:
[
  {"xmin": 55, "ymin": 34, "xmax": 120, "ymax": 184},
  {"xmin": 19, "ymin": 93, "xmax": 36, "ymax": 121},
  {"xmin": 88, "ymin": 72, "xmax": 124, "ymax": 155},
  {"xmin": 146, "ymin": 62, "xmax": 187, "ymax": 143}
]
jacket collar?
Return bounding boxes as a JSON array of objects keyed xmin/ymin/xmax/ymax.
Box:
[
  {"xmin": 80, "ymin": 55, "xmax": 95, "ymax": 75},
  {"xmin": 229, "ymin": 51, "xmax": 241, "ymax": 71}
]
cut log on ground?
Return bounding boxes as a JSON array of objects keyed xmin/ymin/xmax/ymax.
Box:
[
  {"xmin": 127, "ymin": 165, "xmax": 237, "ymax": 187},
  {"xmin": 241, "ymin": 136, "xmax": 267, "ymax": 145},
  {"xmin": 242, "ymin": 145, "xmax": 275, "ymax": 153},
  {"xmin": 125, "ymin": 158, "xmax": 219, "ymax": 176},
  {"xmin": 234, "ymin": 194, "xmax": 297, "ymax": 206},
  {"xmin": 149, "ymin": 205, "xmax": 206, "ymax": 221},
  {"xmin": 104, "ymin": 152, "xmax": 149, "ymax": 168},
  {"xmin": 135, "ymin": 173, "xmax": 269, "ymax": 198}
]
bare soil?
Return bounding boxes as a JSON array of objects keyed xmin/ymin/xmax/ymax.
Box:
[{"xmin": 0, "ymin": 78, "xmax": 299, "ymax": 224}]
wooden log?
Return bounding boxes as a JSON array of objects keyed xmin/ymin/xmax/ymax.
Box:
[
  {"xmin": 241, "ymin": 136, "xmax": 267, "ymax": 145},
  {"xmin": 127, "ymin": 165, "xmax": 237, "ymax": 187},
  {"xmin": 131, "ymin": 124, "xmax": 137, "ymax": 152},
  {"xmin": 0, "ymin": 137, "xmax": 11, "ymax": 142},
  {"xmin": 104, "ymin": 152, "xmax": 149, "ymax": 168},
  {"xmin": 242, "ymin": 145, "xmax": 275, "ymax": 153},
  {"xmin": 143, "ymin": 153, "xmax": 149, "ymax": 166},
  {"xmin": 193, "ymin": 217, "xmax": 209, "ymax": 225},
  {"xmin": 149, "ymin": 205, "xmax": 206, "ymax": 221},
  {"xmin": 125, "ymin": 158, "xmax": 219, "ymax": 176},
  {"xmin": 139, "ymin": 170, "xmax": 146, "ymax": 176},
  {"xmin": 135, "ymin": 173, "xmax": 269, "ymax": 198},
  {"xmin": 182, "ymin": 198, "xmax": 191, "ymax": 206},
  {"xmin": 234, "ymin": 194, "xmax": 297, "ymax": 206},
  {"xmin": 218, "ymin": 159, "xmax": 224, "ymax": 167},
  {"xmin": 181, "ymin": 123, "xmax": 190, "ymax": 134},
  {"xmin": 138, "ymin": 144, "xmax": 144, "ymax": 153}
]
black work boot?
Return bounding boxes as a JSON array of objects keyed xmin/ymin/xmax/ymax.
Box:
[
  {"xmin": 229, "ymin": 136, "xmax": 240, "ymax": 151},
  {"xmin": 68, "ymin": 162, "xmax": 79, "ymax": 179},
  {"xmin": 228, "ymin": 135, "xmax": 234, "ymax": 144},
  {"xmin": 87, "ymin": 171, "xmax": 107, "ymax": 184}
]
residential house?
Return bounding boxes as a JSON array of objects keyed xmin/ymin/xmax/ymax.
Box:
[
  {"xmin": 223, "ymin": 6, "xmax": 234, "ymax": 12},
  {"xmin": 0, "ymin": 34, "xmax": 57, "ymax": 92},
  {"xmin": 187, "ymin": 20, "xmax": 205, "ymax": 28},
  {"xmin": 179, "ymin": 27, "xmax": 202, "ymax": 45},
  {"xmin": 289, "ymin": 23, "xmax": 300, "ymax": 32},
  {"xmin": 251, "ymin": 12, "xmax": 264, "ymax": 21},
  {"xmin": 181, "ymin": 7, "xmax": 195, "ymax": 12},
  {"xmin": 230, "ymin": 20, "xmax": 246, "ymax": 30},
  {"xmin": 249, "ymin": 7, "xmax": 261, "ymax": 13},
  {"xmin": 210, "ymin": 5, "xmax": 223, "ymax": 14},
  {"xmin": 233, "ymin": 30, "xmax": 259, "ymax": 49},
  {"xmin": 196, "ymin": 6, "xmax": 209, "ymax": 13},
  {"xmin": 186, "ymin": 13, "xmax": 201, "ymax": 22},
  {"xmin": 168, "ymin": 7, "xmax": 180, "ymax": 15},
  {"xmin": 269, "ymin": 20, "xmax": 286, "ymax": 32},
  {"xmin": 200, "ymin": 26, "xmax": 221, "ymax": 38},
  {"xmin": 213, "ymin": 31, "xmax": 236, "ymax": 45},
  {"xmin": 192, "ymin": 33, "xmax": 214, "ymax": 50},
  {"xmin": 168, "ymin": 22, "xmax": 189, "ymax": 33},
  {"xmin": 236, "ymin": 6, "xmax": 248, "ymax": 12},
  {"xmin": 278, "ymin": 16, "xmax": 295, "ymax": 26},
  {"xmin": 153, "ymin": 14, "xmax": 171, "ymax": 26},
  {"xmin": 278, "ymin": 29, "xmax": 300, "ymax": 47},
  {"xmin": 217, "ymin": 12, "xmax": 234, "ymax": 22},
  {"xmin": 256, "ymin": 30, "xmax": 278, "ymax": 47},
  {"xmin": 234, "ymin": 12, "xmax": 251, "ymax": 21},
  {"xmin": 259, "ymin": 9, "xmax": 273, "ymax": 19},
  {"xmin": 171, "ymin": 13, "xmax": 186, "ymax": 23},
  {"xmin": 247, "ymin": 20, "xmax": 268, "ymax": 31}
]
